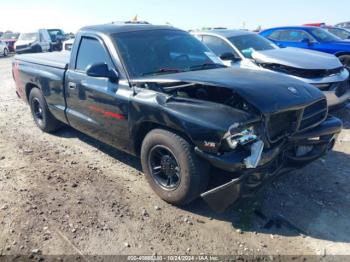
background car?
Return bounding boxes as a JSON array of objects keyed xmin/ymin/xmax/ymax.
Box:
[
  {"xmin": 193, "ymin": 29, "xmax": 350, "ymax": 109},
  {"xmin": 48, "ymin": 28, "xmax": 66, "ymax": 51},
  {"xmin": 323, "ymin": 26, "xmax": 350, "ymax": 40},
  {"xmin": 15, "ymin": 29, "xmax": 51, "ymax": 54},
  {"xmin": 335, "ymin": 21, "xmax": 350, "ymax": 30},
  {"xmin": 61, "ymin": 38, "xmax": 74, "ymax": 51},
  {"xmin": 0, "ymin": 32, "xmax": 19, "ymax": 52},
  {"xmin": 0, "ymin": 40, "xmax": 9, "ymax": 56},
  {"xmin": 260, "ymin": 26, "xmax": 350, "ymax": 68}
]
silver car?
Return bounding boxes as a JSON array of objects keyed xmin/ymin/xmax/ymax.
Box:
[
  {"xmin": 192, "ymin": 30, "xmax": 350, "ymax": 109},
  {"xmin": 0, "ymin": 40, "xmax": 9, "ymax": 56}
]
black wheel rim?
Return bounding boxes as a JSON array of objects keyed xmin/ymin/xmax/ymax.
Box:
[
  {"xmin": 148, "ymin": 145, "xmax": 181, "ymax": 191},
  {"xmin": 32, "ymin": 98, "xmax": 43, "ymax": 126}
]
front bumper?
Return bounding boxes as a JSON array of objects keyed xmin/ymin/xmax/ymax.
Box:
[
  {"xmin": 15, "ymin": 45, "xmax": 37, "ymax": 54},
  {"xmin": 292, "ymin": 69, "xmax": 350, "ymax": 109},
  {"xmin": 196, "ymin": 116, "xmax": 342, "ymax": 212}
]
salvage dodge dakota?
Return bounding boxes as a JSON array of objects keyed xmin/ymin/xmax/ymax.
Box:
[{"xmin": 13, "ymin": 24, "xmax": 343, "ymax": 212}]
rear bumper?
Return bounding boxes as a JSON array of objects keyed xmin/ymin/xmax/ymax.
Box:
[{"xmin": 196, "ymin": 116, "xmax": 342, "ymax": 212}]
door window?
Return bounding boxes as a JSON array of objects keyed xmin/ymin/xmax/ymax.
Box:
[
  {"xmin": 276, "ymin": 30, "xmax": 313, "ymax": 42},
  {"xmin": 202, "ymin": 35, "xmax": 236, "ymax": 57},
  {"xmin": 76, "ymin": 37, "xmax": 113, "ymax": 71}
]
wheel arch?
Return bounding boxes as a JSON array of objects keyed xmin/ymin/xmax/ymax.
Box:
[
  {"xmin": 133, "ymin": 121, "xmax": 194, "ymax": 156},
  {"xmin": 25, "ymin": 83, "xmax": 41, "ymax": 102},
  {"xmin": 335, "ymin": 51, "xmax": 350, "ymax": 57}
]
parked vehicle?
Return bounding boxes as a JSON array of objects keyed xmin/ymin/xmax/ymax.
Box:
[
  {"xmin": 61, "ymin": 38, "xmax": 74, "ymax": 52},
  {"xmin": 0, "ymin": 32, "xmax": 19, "ymax": 52},
  {"xmin": 260, "ymin": 26, "xmax": 350, "ymax": 68},
  {"xmin": 303, "ymin": 23, "xmax": 326, "ymax": 27},
  {"xmin": 193, "ymin": 30, "xmax": 350, "ymax": 109},
  {"xmin": 0, "ymin": 40, "xmax": 9, "ymax": 56},
  {"xmin": 335, "ymin": 21, "xmax": 350, "ymax": 30},
  {"xmin": 323, "ymin": 27, "xmax": 350, "ymax": 40},
  {"xmin": 48, "ymin": 29, "xmax": 66, "ymax": 51},
  {"xmin": 12, "ymin": 24, "xmax": 342, "ymax": 212},
  {"xmin": 15, "ymin": 30, "xmax": 51, "ymax": 54}
]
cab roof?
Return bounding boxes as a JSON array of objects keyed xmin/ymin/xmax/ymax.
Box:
[{"xmin": 80, "ymin": 23, "xmax": 178, "ymax": 35}]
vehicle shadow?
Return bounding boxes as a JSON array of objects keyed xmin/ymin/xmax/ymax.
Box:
[
  {"xmin": 53, "ymin": 127, "xmax": 142, "ymax": 171},
  {"xmin": 184, "ymin": 149, "xmax": 350, "ymax": 244},
  {"xmin": 53, "ymin": 126, "xmax": 350, "ymax": 244}
]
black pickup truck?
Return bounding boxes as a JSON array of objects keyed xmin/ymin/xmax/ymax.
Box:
[{"xmin": 13, "ymin": 24, "xmax": 342, "ymax": 212}]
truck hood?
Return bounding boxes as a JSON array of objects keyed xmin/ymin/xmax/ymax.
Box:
[
  {"xmin": 251, "ymin": 47, "xmax": 342, "ymax": 70},
  {"xmin": 134, "ymin": 68, "xmax": 325, "ymax": 114}
]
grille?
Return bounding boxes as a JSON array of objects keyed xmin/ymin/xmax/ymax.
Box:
[
  {"xmin": 267, "ymin": 111, "xmax": 298, "ymax": 142},
  {"xmin": 264, "ymin": 64, "xmax": 344, "ymax": 79},
  {"xmin": 299, "ymin": 99, "xmax": 328, "ymax": 131},
  {"xmin": 266, "ymin": 99, "xmax": 327, "ymax": 142},
  {"xmin": 15, "ymin": 45, "xmax": 27, "ymax": 49}
]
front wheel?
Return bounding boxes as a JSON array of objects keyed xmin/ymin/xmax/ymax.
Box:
[
  {"xmin": 339, "ymin": 55, "xmax": 350, "ymax": 69},
  {"xmin": 29, "ymin": 88, "xmax": 62, "ymax": 132},
  {"xmin": 141, "ymin": 129, "xmax": 209, "ymax": 205},
  {"xmin": 3, "ymin": 48, "xmax": 8, "ymax": 56}
]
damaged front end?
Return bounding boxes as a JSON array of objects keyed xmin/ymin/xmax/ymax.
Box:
[
  {"xmin": 196, "ymin": 114, "xmax": 342, "ymax": 212},
  {"xmin": 133, "ymin": 74, "xmax": 343, "ymax": 212}
]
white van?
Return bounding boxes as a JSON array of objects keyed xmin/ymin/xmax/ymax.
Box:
[{"xmin": 15, "ymin": 29, "xmax": 51, "ymax": 54}]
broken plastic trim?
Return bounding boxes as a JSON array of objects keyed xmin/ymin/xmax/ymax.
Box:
[{"xmin": 244, "ymin": 140, "xmax": 264, "ymax": 168}]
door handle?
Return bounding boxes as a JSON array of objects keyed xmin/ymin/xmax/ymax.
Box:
[{"xmin": 68, "ymin": 82, "xmax": 77, "ymax": 89}]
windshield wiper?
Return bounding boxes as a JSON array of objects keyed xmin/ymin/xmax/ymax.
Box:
[
  {"xmin": 142, "ymin": 68, "xmax": 186, "ymax": 76},
  {"xmin": 189, "ymin": 63, "xmax": 227, "ymax": 71}
]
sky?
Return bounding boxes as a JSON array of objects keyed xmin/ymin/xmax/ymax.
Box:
[{"xmin": 0, "ymin": 0, "xmax": 349, "ymax": 33}]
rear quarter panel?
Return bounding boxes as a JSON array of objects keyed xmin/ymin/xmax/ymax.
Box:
[{"xmin": 12, "ymin": 59, "xmax": 68, "ymax": 124}]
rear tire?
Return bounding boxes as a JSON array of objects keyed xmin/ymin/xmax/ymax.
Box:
[
  {"xmin": 339, "ymin": 55, "xmax": 350, "ymax": 69},
  {"xmin": 141, "ymin": 129, "xmax": 209, "ymax": 205},
  {"xmin": 29, "ymin": 88, "xmax": 62, "ymax": 132}
]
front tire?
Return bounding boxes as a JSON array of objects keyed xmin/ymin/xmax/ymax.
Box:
[
  {"xmin": 141, "ymin": 129, "xmax": 209, "ymax": 205},
  {"xmin": 29, "ymin": 88, "xmax": 62, "ymax": 132},
  {"xmin": 3, "ymin": 48, "xmax": 8, "ymax": 56},
  {"xmin": 339, "ymin": 55, "xmax": 350, "ymax": 69}
]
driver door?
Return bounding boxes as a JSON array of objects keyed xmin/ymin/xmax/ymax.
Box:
[{"xmin": 65, "ymin": 36, "xmax": 133, "ymax": 151}]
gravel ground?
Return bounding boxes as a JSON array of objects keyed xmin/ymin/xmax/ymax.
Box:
[{"xmin": 1, "ymin": 54, "xmax": 350, "ymax": 258}]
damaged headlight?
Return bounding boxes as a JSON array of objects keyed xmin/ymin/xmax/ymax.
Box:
[
  {"xmin": 223, "ymin": 124, "xmax": 264, "ymax": 169},
  {"xmin": 224, "ymin": 126, "xmax": 257, "ymax": 150}
]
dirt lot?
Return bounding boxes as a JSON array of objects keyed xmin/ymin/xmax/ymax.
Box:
[{"xmin": 1, "ymin": 54, "xmax": 350, "ymax": 258}]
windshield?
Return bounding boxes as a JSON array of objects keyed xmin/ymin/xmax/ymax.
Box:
[
  {"xmin": 0, "ymin": 33, "xmax": 18, "ymax": 40},
  {"xmin": 18, "ymin": 33, "xmax": 37, "ymax": 41},
  {"xmin": 48, "ymin": 29, "xmax": 64, "ymax": 41},
  {"xmin": 228, "ymin": 34, "xmax": 277, "ymax": 58},
  {"xmin": 113, "ymin": 30, "xmax": 224, "ymax": 77},
  {"xmin": 310, "ymin": 28, "xmax": 341, "ymax": 42},
  {"xmin": 327, "ymin": 28, "xmax": 350, "ymax": 40}
]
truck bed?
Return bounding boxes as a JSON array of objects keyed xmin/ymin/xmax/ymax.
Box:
[{"xmin": 14, "ymin": 52, "xmax": 70, "ymax": 69}]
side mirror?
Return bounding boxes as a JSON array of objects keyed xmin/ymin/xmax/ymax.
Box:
[
  {"xmin": 220, "ymin": 52, "xmax": 242, "ymax": 62},
  {"xmin": 86, "ymin": 63, "xmax": 119, "ymax": 82},
  {"xmin": 301, "ymin": 38, "xmax": 312, "ymax": 46}
]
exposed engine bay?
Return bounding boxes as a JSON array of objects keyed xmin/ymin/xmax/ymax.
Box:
[{"xmin": 137, "ymin": 81, "xmax": 258, "ymax": 114}]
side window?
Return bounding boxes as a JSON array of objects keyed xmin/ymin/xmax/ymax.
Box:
[
  {"xmin": 278, "ymin": 30, "xmax": 313, "ymax": 42},
  {"xmin": 202, "ymin": 35, "xmax": 235, "ymax": 57},
  {"xmin": 76, "ymin": 37, "xmax": 113, "ymax": 72},
  {"xmin": 267, "ymin": 30, "xmax": 281, "ymax": 40}
]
